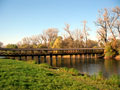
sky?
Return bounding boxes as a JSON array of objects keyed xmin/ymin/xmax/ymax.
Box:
[{"xmin": 0, "ymin": 0, "xmax": 120, "ymax": 45}]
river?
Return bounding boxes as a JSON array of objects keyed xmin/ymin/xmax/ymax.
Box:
[{"xmin": 40, "ymin": 56, "xmax": 120, "ymax": 78}]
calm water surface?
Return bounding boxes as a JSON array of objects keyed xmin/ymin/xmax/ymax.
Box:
[{"xmin": 40, "ymin": 56, "xmax": 120, "ymax": 77}]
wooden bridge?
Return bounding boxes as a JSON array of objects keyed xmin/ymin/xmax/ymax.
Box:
[{"xmin": 0, "ymin": 48, "xmax": 104, "ymax": 64}]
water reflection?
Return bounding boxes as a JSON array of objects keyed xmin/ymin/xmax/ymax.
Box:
[{"xmin": 42, "ymin": 56, "xmax": 120, "ymax": 77}]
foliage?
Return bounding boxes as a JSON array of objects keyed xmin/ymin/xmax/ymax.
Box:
[
  {"xmin": 104, "ymin": 43, "xmax": 117, "ymax": 57},
  {"xmin": 52, "ymin": 36, "xmax": 63, "ymax": 48},
  {"xmin": 0, "ymin": 59, "xmax": 120, "ymax": 90},
  {"xmin": 6, "ymin": 44, "xmax": 18, "ymax": 48},
  {"xmin": 118, "ymin": 49, "xmax": 120, "ymax": 55}
]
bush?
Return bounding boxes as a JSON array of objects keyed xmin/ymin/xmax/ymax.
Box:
[
  {"xmin": 104, "ymin": 43, "xmax": 117, "ymax": 58},
  {"xmin": 117, "ymin": 48, "xmax": 120, "ymax": 55}
]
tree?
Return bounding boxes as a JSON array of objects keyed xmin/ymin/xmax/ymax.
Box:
[
  {"xmin": 52, "ymin": 36, "xmax": 63, "ymax": 48},
  {"xmin": 87, "ymin": 39, "xmax": 98, "ymax": 48},
  {"xmin": 0, "ymin": 42, "xmax": 3, "ymax": 48},
  {"xmin": 95, "ymin": 6, "xmax": 120, "ymax": 47},
  {"xmin": 44, "ymin": 28, "xmax": 59, "ymax": 48},
  {"xmin": 64, "ymin": 24, "xmax": 74, "ymax": 41},
  {"xmin": 6, "ymin": 44, "xmax": 18, "ymax": 48},
  {"xmin": 95, "ymin": 9, "xmax": 108, "ymax": 46},
  {"xmin": 82, "ymin": 20, "xmax": 90, "ymax": 48},
  {"xmin": 73, "ymin": 29, "xmax": 84, "ymax": 48},
  {"xmin": 97, "ymin": 28, "xmax": 107, "ymax": 47}
]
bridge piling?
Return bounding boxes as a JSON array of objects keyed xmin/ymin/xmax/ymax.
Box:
[
  {"xmin": 25, "ymin": 56, "xmax": 27, "ymax": 60},
  {"xmin": 50, "ymin": 55, "xmax": 52, "ymax": 66},
  {"xmin": 38, "ymin": 56, "xmax": 41, "ymax": 64},
  {"xmin": 75, "ymin": 55, "xmax": 77, "ymax": 60},
  {"xmin": 32, "ymin": 56, "xmax": 34, "ymax": 60},
  {"xmin": 44, "ymin": 55, "xmax": 47, "ymax": 63},
  {"xmin": 19, "ymin": 56, "xmax": 21, "ymax": 60},
  {"xmin": 70, "ymin": 55, "xmax": 72, "ymax": 60},
  {"xmin": 56, "ymin": 55, "xmax": 58, "ymax": 66}
]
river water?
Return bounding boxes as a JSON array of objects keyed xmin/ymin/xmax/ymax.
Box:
[{"xmin": 40, "ymin": 56, "xmax": 120, "ymax": 78}]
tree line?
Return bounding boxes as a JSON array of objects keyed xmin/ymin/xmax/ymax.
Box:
[{"xmin": 0, "ymin": 6, "xmax": 120, "ymax": 50}]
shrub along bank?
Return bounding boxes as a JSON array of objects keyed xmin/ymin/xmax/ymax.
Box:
[{"xmin": 104, "ymin": 42, "xmax": 120, "ymax": 60}]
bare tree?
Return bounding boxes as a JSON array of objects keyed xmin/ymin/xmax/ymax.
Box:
[
  {"xmin": 63, "ymin": 23, "xmax": 75, "ymax": 48},
  {"xmin": 97, "ymin": 28, "xmax": 107, "ymax": 47},
  {"xmin": 95, "ymin": 6, "xmax": 120, "ymax": 47},
  {"xmin": 73, "ymin": 29, "xmax": 84, "ymax": 48},
  {"xmin": 63, "ymin": 23, "xmax": 87, "ymax": 48},
  {"xmin": 64, "ymin": 24, "xmax": 74, "ymax": 41},
  {"xmin": 45, "ymin": 28, "xmax": 58, "ymax": 44},
  {"xmin": 0, "ymin": 42, "xmax": 3, "ymax": 48},
  {"xmin": 114, "ymin": 19, "xmax": 120, "ymax": 37},
  {"xmin": 95, "ymin": 10, "xmax": 108, "ymax": 45},
  {"xmin": 82, "ymin": 20, "xmax": 89, "ymax": 48}
]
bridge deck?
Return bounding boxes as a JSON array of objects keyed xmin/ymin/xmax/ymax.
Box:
[{"xmin": 0, "ymin": 48, "xmax": 104, "ymax": 56}]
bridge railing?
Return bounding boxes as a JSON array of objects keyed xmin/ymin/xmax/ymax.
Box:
[{"xmin": 0, "ymin": 48, "xmax": 104, "ymax": 56}]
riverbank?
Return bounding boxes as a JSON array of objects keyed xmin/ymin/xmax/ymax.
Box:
[
  {"xmin": 0, "ymin": 59, "xmax": 120, "ymax": 90},
  {"xmin": 104, "ymin": 55, "xmax": 120, "ymax": 60},
  {"xmin": 115, "ymin": 55, "xmax": 120, "ymax": 60}
]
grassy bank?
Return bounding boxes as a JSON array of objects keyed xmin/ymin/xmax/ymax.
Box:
[{"xmin": 0, "ymin": 59, "xmax": 120, "ymax": 90}]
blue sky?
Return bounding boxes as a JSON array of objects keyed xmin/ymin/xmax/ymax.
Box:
[{"xmin": 0, "ymin": 0, "xmax": 120, "ymax": 45}]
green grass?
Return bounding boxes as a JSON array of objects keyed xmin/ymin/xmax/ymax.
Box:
[{"xmin": 0, "ymin": 59, "xmax": 120, "ymax": 90}]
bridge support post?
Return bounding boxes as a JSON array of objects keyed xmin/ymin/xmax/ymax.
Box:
[
  {"xmin": 61, "ymin": 55, "xmax": 64, "ymax": 66},
  {"xmin": 70, "ymin": 55, "xmax": 72, "ymax": 60},
  {"xmin": 38, "ymin": 56, "xmax": 41, "ymax": 64},
  {"xmin": 70, "ymin": 55, "xmax": 73, "ymax": 66},
  {"xmin": 44, "ymin": 55, "xmax": 46, "ymax": 63},
  {"xmin": 19, "ymin": 56, "xmax": 21, "ymax": 60},
  {"xmin": 25, "ymin": 56, "xmax": 27, "ymax": 60},
  {"xmin": 75, "ymin": 55, "xmax": 77, "ymax": 60},
  {"xmin": 50, "ymin": 55, "xmax": 52, "ymax": 66},
  {"xmin": 61, "ymin": 55, "xmax": 63, "ymax": 60},
  {"xmin": 56, "ymin": 55, "xmax": 58, "ymax": 66},
  {"xmin": 32, "ymin": 56, "xmax": 34, "ymax": 60}
]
